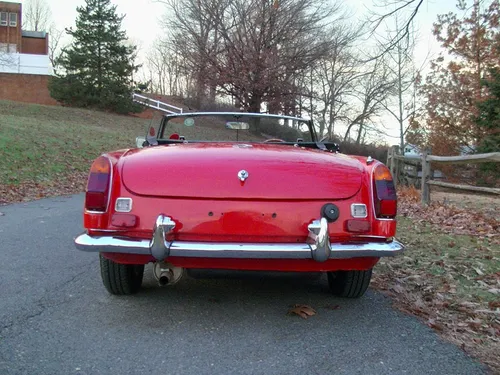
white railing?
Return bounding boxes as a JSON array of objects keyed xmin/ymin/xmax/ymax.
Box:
[
  {"xmin": 0, "ymin": 53, "xmax": 52, "ymax": 75},
  {"xmin": 132, "ymin": 93, "xmax": 183, "ymax": 114}
]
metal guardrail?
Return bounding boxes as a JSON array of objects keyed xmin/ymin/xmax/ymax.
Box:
[{"xmin": 132, "ymin": 93, "xmax": 183, "ymax": 114}]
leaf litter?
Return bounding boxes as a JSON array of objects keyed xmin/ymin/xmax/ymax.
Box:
[
  {"xmin": 372, "ymin": 187, "xmax": 500, "ymax": 372},
  {"xmin": 0, "ymin": 171, "xmax": 88, "ymax": 205}
]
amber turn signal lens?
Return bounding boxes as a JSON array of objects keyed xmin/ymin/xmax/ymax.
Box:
[
  {"xmin": 373, "ymin": 164, "xmax": 393, "ymax": 181},
  {"xmin": 90, "ymin": 156, "xmax": 111, "ymax": 174}
]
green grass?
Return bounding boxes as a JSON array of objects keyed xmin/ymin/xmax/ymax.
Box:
[
  {"xmin": 383, "ymin": 216, "xmax": 500, "ymax": 303},
  {"xmin": 375, "ymin": 214, "xmax": 500, "ymax": 371},
  {"xmin": 0, "ymin": 100, "xmax": 150, "ymax": 184}
]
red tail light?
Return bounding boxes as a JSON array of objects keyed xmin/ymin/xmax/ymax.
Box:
[
  {"xmin": 85, "ymin": 156, "xmax": 111, "ymax": 212},
  {"xmin": 373, "ymin": 164, "xmax": 397, "ymax": 218}
]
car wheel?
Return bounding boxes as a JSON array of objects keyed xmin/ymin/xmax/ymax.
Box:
[
  {"xmin": 99, "ymin": 254, "xmax": 144, "ymax": 295},
  {"xmin": 327, "ymin": 269, "xmax": 372, "ymax": 298}
]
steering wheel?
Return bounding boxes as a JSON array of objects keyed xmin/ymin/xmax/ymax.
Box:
[{"xmin": 263, "ymin": 138, "xmax": 286, "ymax": 143}]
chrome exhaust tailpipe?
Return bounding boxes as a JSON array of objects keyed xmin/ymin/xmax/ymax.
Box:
[
  {"xmin": 158, "ymin": 271, "xmax": 173, "ymax": 286},
  {"xmin": 153, "ymin": 261, "xmax": 185, "ymax": 287}
]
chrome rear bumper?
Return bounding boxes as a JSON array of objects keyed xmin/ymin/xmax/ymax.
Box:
[{"xmin": 74, "ymin": 215, "xmax": 404, "ymax": 262}]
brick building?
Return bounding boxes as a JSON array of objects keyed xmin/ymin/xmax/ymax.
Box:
[{"xmin": 0, "ymin": 1, "xmax": 57, "ymax": 105}]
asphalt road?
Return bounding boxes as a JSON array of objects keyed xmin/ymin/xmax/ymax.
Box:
[{"xmin": 0, "ymin": 195, "xmax": 486, "ymax": 375}]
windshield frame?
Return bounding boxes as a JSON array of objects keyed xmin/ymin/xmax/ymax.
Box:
[{"xmin": 157, "ymin": 112, "xmax": 317, "ymax": 143}]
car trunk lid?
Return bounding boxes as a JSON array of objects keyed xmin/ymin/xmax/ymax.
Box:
[{"xmin": 121, "ymin": 143, "xmax": 363, "ymax": 200}]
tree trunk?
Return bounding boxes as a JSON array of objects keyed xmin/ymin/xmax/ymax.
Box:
[
  {"xmin": 356, "ymin": 120, "xmax": 364, "ymax": 144},
  {"xmin": 344, "ymin": 122, "xmax": 357, "ymax": 141},
  {"xmin": 209, "ymin": 83, "xmax": 216, "ymax": 104},
  {"xmin": 248, "ymin": 93, "xmax": 262, "ymax": 113},
  {"xmin": 398, "ymin": 44, "xmax": 405, "ymax": 151},
  {"xmin": 328, "ymin": 101, "xmax": 335, "ymax": 139}
]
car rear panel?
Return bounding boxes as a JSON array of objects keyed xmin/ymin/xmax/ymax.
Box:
[
  {"xmin": 85, "ymin": 149, "xmax": 396, "ymax": 245},
  {"xmin": 86, "ymin": 176, "xmax": 396, "ymax": 243}
]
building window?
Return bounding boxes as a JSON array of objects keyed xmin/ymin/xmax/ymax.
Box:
[
  {"xmin": 0, "ymin": 12, "xmax": 7, "ymax": 26},
  {"xmin": 9, "ymin": 12, "xmax": 17, "ymax": 27}
]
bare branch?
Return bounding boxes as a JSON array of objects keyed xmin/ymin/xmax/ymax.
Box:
[
  {"xmin": 366, "ymin": 0, "xmax": 424, "ymax": 59},
  {"xmin": 48, "ymin": 24, "xmax": 64, "ymax": 73},
  {"xmin": 23, "ymin": 0, "xmax": 51, "ymax": 31}
]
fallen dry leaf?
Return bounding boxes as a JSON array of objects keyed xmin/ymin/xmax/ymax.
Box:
[
  {"xmin": 473, "ymin": 267, "xmax": 485, "ymax": 276},
  {"xmin": 460, "ymin": 301, "xmax": 481, "ymax": 308},
  {"xmin": 391, "ymin": 284, "xmax": 405, "ymax": 294},
  {"xmin": 288, "ymin": 304, "xmax": 316, "ymax": 319},
  {"xmin": 468, "ymin": 318, "xmax": 483, "ymax": 331},
  {"xmin": 488, "ymin": 301, "xmax": 500, "ymax": 309},
  {"xmin": 428, "ymin": 319, "xmax": 444, "ymax": 331}
]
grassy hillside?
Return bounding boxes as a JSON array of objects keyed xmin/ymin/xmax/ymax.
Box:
[{"xmin": 0, "ymin": 100, "xmax": 150, "ymax": 185}]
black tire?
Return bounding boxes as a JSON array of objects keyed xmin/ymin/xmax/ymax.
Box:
[
  {"xmin": 327, "ymin": 268, "xmax": 372, "ymax": 298},
  {"xmin": 99, "ymin": 254, "xmax": 144, "ymax": 295}
]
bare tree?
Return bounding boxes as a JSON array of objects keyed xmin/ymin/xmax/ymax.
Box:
[
  {"xmin": 307, "ymin": 24, "xmax": 362, "ymax": 139},
  {"xmin": 23, "ymin": 0, "xmax": 64, "ymax": 73},
  {"xmin": 157, "ymin": 0, "xmax": 228, "ymax": 106},
  {"xmin": 23, "ymin": 0, "xmax": 52, "ymax": 32},
  {"xmin": 145, "ymin": 38, "xmax": 188, "ymax": 96},
  {"xmin": 151, "ymin": 0, "xmax": 400, "ymax": 144},
  {"xmin": 378, "ymin": 18, "xmax": 423, "ymax": 150},
  {"xmin": 159, "ymin": 0, "xmax": 341, "ymax": 113},
  {"xmin": 146, "ymin": 41, "xmax": 169, "ymax": 95},
  {"xmin": 343, "ymin": 56, "xmax": 396, "ymax": 142},
  {"xmin": 48, "ymin": 25, "xmax": 64, "ymax": 73},
  {"xmin": 369, "ymin": 0, "xmax": 424, "ymax": 56}
]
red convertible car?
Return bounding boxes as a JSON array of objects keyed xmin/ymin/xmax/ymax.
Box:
[{"xmin": 75, "ymin": 112, "xmax": 404, "ymax": 297}]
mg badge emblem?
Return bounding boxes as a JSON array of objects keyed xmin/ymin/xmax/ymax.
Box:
[{"xmin": 238, "ymin": 170, "xmax": 249, "ymax": 182}]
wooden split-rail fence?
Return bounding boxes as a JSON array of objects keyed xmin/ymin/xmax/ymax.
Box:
[{"xmin": 386, "ymin": 146, "xmax": 500, "ymax": 204}]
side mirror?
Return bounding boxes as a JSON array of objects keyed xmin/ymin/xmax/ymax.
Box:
[{"xmin": 135, "ymin": 136, "xmax": 146, "ymax": 148}]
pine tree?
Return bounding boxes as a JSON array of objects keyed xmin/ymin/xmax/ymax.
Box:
[{"xmin": 49, "ymin": 0, "xmax": 140, "ymax": 114}]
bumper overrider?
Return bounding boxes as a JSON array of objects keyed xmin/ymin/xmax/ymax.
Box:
[{"xmin": 74, "ymin": 215, "xmax": 404, "ymax": 262}]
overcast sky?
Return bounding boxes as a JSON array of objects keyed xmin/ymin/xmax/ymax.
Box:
[
  {"xmin": 7, "ymin": 0, "xmax": 460, "ymax": 142},
  {"xmin": 9, "ymin": 0, "xmax": 458, "ymax": 65}
]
